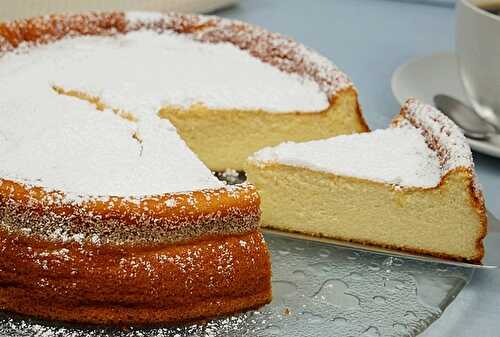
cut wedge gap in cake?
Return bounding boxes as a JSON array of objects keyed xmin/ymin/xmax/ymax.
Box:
[
  {"xmin": 52, "ymin": 85, "xmax": 138, "ymax": 122},
  {"xmin": 246, "ymin": 99, "xmax": 487, "ymax": 263}
]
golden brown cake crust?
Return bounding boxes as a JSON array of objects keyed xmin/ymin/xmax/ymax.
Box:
[
  {"xmin": 0, "ymin": 179, "xmax": 270, "ymax": 324},
  {"xmin": 0, "ymin": 229, "xmax": 271, "ymax": 325},
  {"xmin": 0, "ymin": 179, "xmax": 261, "ymax": 246},
  {"xmin": 0, "ymin": 172, "xmax": 267, "ymax": 323}
]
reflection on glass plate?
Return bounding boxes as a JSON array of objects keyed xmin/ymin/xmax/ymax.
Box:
[{"xmin": 0, "ymin": 233, "xmax": 473, "ymax": 337}]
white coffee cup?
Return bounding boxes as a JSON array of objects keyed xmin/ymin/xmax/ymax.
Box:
[{"xmin": 456, "ymin": 0, "xmax": 500, "ymax": 128}]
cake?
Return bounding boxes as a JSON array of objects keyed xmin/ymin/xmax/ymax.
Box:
[
  {"xmin": 0, "ymin": 10, "xmax": 370, "ymax": 325},
  {"xmin": 246, "ymin": 99, "xmax": 487, "ymax": 263}
]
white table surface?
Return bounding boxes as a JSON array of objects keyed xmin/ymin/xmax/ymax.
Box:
[{"xmin": 215, "ymin": 1, "xmax": 500, "ymax": 336}]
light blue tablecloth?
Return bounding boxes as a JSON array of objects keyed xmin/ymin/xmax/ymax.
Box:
[{"xmin": 216, "ymin": 1, "xmax": 500, "ymax": 336}]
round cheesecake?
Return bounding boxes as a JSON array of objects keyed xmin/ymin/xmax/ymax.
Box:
[{"xmin": 0, "ymin": 11, "xmax": 369, "ymax": 325}]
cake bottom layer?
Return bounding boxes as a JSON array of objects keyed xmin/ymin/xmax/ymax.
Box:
[
  {"xmin": 246, "ymin": 163, "xmax": 486, "ymax": 263},
  {"xmin": 0, "ymin": 230, "xmax": 272, "ymax": 325},
  {"xmin": 0, "ymin": 288, "xmax": 270, "ymax": 327}
]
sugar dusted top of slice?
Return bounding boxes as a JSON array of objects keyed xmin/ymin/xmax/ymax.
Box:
[
  {"xmin": 0, "ymin": 11, "xmax": 354, "ymax": 200},
  {"xmin": 251, "ymin": 128, "xmax": 442, "ymax": 188},
  {"xmin": 251, "ymin": 99, "xmax": 475, "ymax": 188}
]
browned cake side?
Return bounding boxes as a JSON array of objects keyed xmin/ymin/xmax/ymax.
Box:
[
  {"xmin": 0, "ymin": 178, "xmax": 271, "ymax": 325},
  {"xmin": 0, "ymin": 229, "xmax": 271, "ymax": 326}
]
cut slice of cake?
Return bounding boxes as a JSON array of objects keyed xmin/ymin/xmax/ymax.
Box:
[{"xmin": 246, "ymin": 99, "xmax": 487, "ymax": 263}]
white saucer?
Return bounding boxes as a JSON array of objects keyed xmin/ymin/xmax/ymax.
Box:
[{"xmin": 391, "ymin": 51, "xmax": 500, "ymax": 158}]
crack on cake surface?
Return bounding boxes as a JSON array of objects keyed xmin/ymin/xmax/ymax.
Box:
[
  {"xmin": 52, "ymin": 85, "xmax": 144, "ymax": 154},
  {"xmin": 51, "ymin": 86, "xmax": 139, "ymax": 119}
]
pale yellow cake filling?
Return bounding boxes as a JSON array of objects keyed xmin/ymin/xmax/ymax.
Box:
[
  {"xmin": 160, "ymin": 89, "xmax": 366, "ymax": 170},
  {"xmin": 245, "ymin": 163, "xmax": 484, "ymax": 261}
]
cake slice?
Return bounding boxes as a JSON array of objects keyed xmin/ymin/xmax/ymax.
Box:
[{"xmin": 246, "ymin": 99, "xmax": 487, "ymax": 263}]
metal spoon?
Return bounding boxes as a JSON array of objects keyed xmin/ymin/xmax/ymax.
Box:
[{"xmin": 433, "ymin": 94, "xmax": 497, "ymax": 140}]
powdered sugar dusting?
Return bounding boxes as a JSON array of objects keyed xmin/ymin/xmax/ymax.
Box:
[
  {"xmin": 0, "ymin": 85, "xmax": 223, "ymax": 197},
  {"xmin": 251, "ymin": 99, "xmax": 477, "ymax": 188},
  {"xmin": 49, "ymin": 30, "xmax": 328, "ymax": 113},
  {"xmin": 125, "ymin": 11, "xmax": 354, "ymax": 99},
  {"xmin": 125, "ymin": 11, "xmax": 164, "ymax": 23},
  {"xmin": 251, "ymin": 128, "xmax": 442, "ymax": 188}
]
